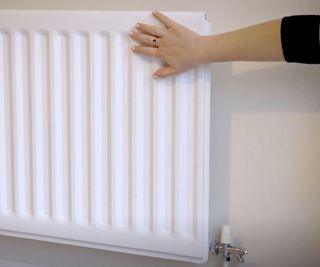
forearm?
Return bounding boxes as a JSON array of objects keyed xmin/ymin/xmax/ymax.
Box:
[{"xmin": 200, "ymin": 19, "xmax": 284, "ymax": 63}]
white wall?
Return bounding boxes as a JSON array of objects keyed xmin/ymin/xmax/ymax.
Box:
[{"xmin": 0, "ymin": 1, "xmax": 319, "ymax": 267}]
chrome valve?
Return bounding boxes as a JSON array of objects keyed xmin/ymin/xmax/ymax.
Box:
[
  {"xmin": 210, "ymin": 241, "xmax": 248, "ymax": 263},
  {"xmin": 210, "ymin": 225, "xmax": 248, "ymax": 263}
]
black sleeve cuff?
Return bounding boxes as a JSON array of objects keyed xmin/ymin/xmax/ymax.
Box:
[{"xmin": 281, "ymin": 15, "xmax": 320, "ymax": 64}]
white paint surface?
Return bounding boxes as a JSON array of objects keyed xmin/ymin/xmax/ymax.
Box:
[{"xmin": 0, "ymin": 1, "xmax": 320, "ymax": 267}]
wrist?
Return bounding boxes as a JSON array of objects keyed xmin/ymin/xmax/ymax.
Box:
[
  {"xmin": 196, "ymin": 35, "xmax": 212, "ymax": 64},
  {"xmin": 197, "ymin": 35, "xmax": 226, "ymax": 64}
]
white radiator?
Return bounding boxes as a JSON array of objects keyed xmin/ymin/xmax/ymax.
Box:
[{"xmin": 0, "ymin": 10, "xmax": 211, "ymax": 263}]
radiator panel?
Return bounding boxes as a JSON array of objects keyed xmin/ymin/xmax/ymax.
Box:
[{"xmin": 0, "ymin": 10, "xmax": 210, "ymax": 263}]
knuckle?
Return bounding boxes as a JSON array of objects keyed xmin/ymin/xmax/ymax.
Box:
[
  {"xmin": 137, "ymin": 33, "xmax": 144, "ymax": 41},
  {"xmin": 151, "ymin": 29, "xmax": 158, "ymax": 36},
  {"xmin": 142, "ymin": 24, "xmax": 151, "ymax": 31},
  {"xmin": 140, "ymin": 47, "xmax": 150, "ymax": 54},
  {"xmin": 132, "ymin": 32, "xmax": 139, "ymax": 40},
  {"xmin": 135, "ymin": 46, "xmax": 143, "ymax": 53}
]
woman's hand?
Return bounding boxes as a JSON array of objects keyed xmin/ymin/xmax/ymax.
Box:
[{"xmin": 130, "ymin": 11, "xmax": 206, "ymax": 78}]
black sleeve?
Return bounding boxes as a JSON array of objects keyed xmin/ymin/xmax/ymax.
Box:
[{"xmin": 281, "ymin": 15, "xmax": 320, "ymax": 64}]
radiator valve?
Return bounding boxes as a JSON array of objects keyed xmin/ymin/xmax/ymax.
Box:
[{"xmin": 210, "ymin": 225, "xmax": 248, "ymax": 263}]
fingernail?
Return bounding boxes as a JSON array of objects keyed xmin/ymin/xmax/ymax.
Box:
[
  {"xmin": 131, "ymin": 46, "xmax": 136, "ymax": 51},
  {"xmin": 136, "ymin": 23, "xmax": 140, "ymax": 28},
  {"xmin": 153, "ymin": 74, "xmax": 159, "ymax": 79},
  {"xmin": 129, "ymin": 31, "xmax": 134, "ymax": 36},
  {"xmin": 152, "ymin": 11, "xmax": 159, "ymax": 15}
]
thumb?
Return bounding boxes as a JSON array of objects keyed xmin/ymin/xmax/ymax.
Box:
[{"xmin": 153, "ymin": 66, "xmax": 176, "ymax": 78}]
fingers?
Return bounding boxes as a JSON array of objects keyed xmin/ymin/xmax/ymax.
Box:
[
  {"xmin": 136, "ymin": 23, "xmax": 166, "ymax": 37},
  {"xmin": 130, "ymin": 11, "xmax": 179, "ymax": 78},
  {"xmin": 132, "ymin": 46, "xmax": 159, "ymax": 57},
  {"xmin": 152, "ymin": 11, "xmax": 175, "ymax": 29},
  {"xmin": 130, "ymin": 31, "xmax": 159, "ymax": 47},
  {"xmin": 153, "ymin": 66, "xmax": 176, "ymax": 78}
]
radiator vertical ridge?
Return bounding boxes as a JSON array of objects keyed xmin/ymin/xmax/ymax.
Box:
[
  {"xmin": 27, "ymin": 31, "xmax": 35, "ymax": 218},
  {"xmin": 12, "ymin": 31, "xmax": 19, "ymax": 216},
  {"xmin": 90, "ymin": 32, "xmax": 110, "ymax": 227},
  {"xmin": 193, "ymin": 68, "xmax": 201, "ymax": 239},
  {"xmin": 9, "ymin": 30, "xmax": 17, "ymax": 218},
  {"xmin": 27, "ymin": 31, "xmax": 33, "ymax": 218},
  {"xmin": 173, "ymin": 75, "xmax": 179, "ymax": 236},
  {"xmin": 0, "ymin": 31, "xmax": 12, "ymax": 215},
  {"xmin": 110, "ymin": 33, "xmax": 115, "ymax": 229},
  {"xmin": 48, "ymin": 31, "xmax": 55, "ymax": 220},
  {"xmin": 84, "ymin": 33, "xmax": 90, "ymax": 225},
  {"xmin": 14, "ymin": 32, "xmax": 32, "ymax": 218},
  {"xmin": 109, "ymin": 33, "xmax": 115, "ymax": 230},
  {"xmin": 131, "ymin": 53, "xmax": 137, "ymax": 231},
  {"xmin": 171, "ymin": 77, "xmax": 177, "ymax": 235},
  {"xmin": 90, "ymin": 32, "xmax": 98, "ymax": 226},
  {"xmin": 123, "ymin": 36, "xmax": 130, "ymax": 230},
  {"xmin": 174, "ymin": 72, "xmax": 196, "ymax": 237},
  {"xmin": 187, "ymin": 70, "xmax": 196, "ymax": 238},
  {"xmin": 31, "ymin": 33, "xmax": 44, "ymax": 218},
  {"xmin": 0, "ymin": 31, "xmax": 7, "ymax": 214},
  {"xmin": 149, "ymin": 63, "xmax": 155, "ymax": 233},
  {"xmin": 131, "ymin": 53, "xmax": 148, "ymax": 232},
  {"xmin": 105, "ymin": 33, "xmax": 112, "ymax": 228},
  {"xmin": 52, "ymin": 32, "xmax": 69, "ymax": 222},
  {"xmin": 30, "ymin": 31, "xmax": 38, "ymax": 219},
  {"xmin": 50, "ymin": 32, "xmax": 57, "ymax": 222},
  {"xmin": 111, "ymin": 34, "xmax": 131, "ymax": 230},
  {"xmin": 63, "ymin": 32, "xmax": 70, "ymax": 223},
  {"xmin": 9, "ymin": 31, "xmax": 16, "ymax": 215},
  {"xmin": 71, "ymin": 31, "xmax": 88, "ymax": 224},
  {"xmin": 66, "ymin": 32, "xmax": 72, "ymax": 223},
  {"xmin": 74, "ymin": 32, "xmax": 89, "ymax": 225},
  {"xmin": 69, "ymin": 32, "xmax": 75, "ymax": 223},
  {"xmin": 86, "ymin": 32, "xmax": 92, "ymax": 225},
  {"xmin": 152, "ymin": 72, "xmax": 173, "ymax": 235},
  {"xmin": 127, "ymin": 39, "xmax": 133, "ymax": 230},
  {"xmin": 6, "ymin": 30, "xmax": 13, "ymax": 216},
  {"xmin": 89, "ymin": 32, "xmax": 97, "ymax": 226}
]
